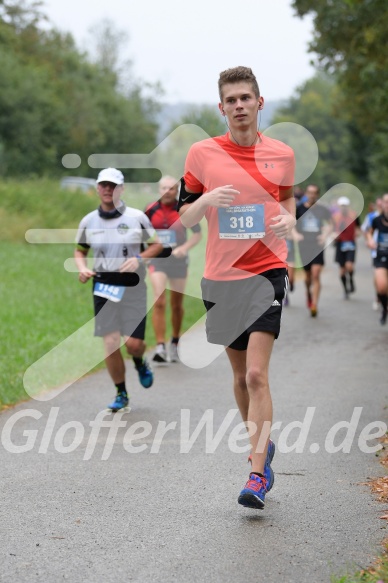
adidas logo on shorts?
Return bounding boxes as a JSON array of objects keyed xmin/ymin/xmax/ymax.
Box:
[{"xmin": 271, "ymin": 300, "xmax": 281, "ymax": 307}]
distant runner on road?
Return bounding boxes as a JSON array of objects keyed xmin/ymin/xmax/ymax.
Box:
[
  {"xmin": 367, "ymin": 193, "xmax": 388, "ymax": 325},
  {"xmin": 145, "ymin": 176, "xmax": 202, "ymax": 363},
  {"xmin": 179, "ymin": 66, "xmax": 295, "ymax": 510},
  {"xmin": 74, "ymin": 168, "xmax": 163, "ymax": 411},
  {"xmin": 362, "ymin": 197, "xmax": 383, "ymax": 310},
  {"xmin": 294, "ymin": 184, "xmax": 333, "ymax": 317},
  {"xmin": 332, "ymin": 196, "xmax": 360, "ymax": 299}
]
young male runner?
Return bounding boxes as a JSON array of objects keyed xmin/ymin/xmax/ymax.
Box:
[
  {"xmin": 178, "ymin": 66, "xmax": 295, "ymax": 510},
  {"xmin": 74, "ymin": 168, "xmax": 163, "ymax": 411},
  {"xmin": 367, "ymin": 193, "xmax": 388, "ymax": 325},
  {"xmin": 145, "ymin": 176, "xmax": 202, "ymax": 363},
  {"xmin": 294, "ymin": 184, "xmax": 333, "ymax": 317},
  {"xmin": 332, "ymin": 196, "xmax": 360, "ymax": 299}
]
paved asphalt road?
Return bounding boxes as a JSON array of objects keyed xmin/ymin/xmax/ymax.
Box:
[{"xmin": 1, "ymin": 245, "xmax": 387, "ymax": 583}]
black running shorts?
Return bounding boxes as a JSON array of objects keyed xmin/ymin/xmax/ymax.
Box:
[
  {"xmin": 93, "ymin": 282, "xmax": 147, "ymax": 338},
  {"xmin": 148, "ymin": 257, "xmax": 188, "ymax": 279},
  {"xmin": 201, "ymin": 268, "xmax": 288, "ymax": 351},
  {"xmin": 300, "ymin": 250, "xmax": 325, "ymax": 271},
  {"xmin": 374, "ymin": 254, "xmax": 388, "ymax": 269},
  {"xmin": 335, "ymin": 245, "xmax": 356, "ymax": 267}
]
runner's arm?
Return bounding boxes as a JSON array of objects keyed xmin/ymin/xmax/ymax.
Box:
[
  {"xmin": 269, "ymin": 188, "xmax": 296, "ymax": 239},
  {"xmin": 74, "ymin": 247, "xmax": 96, "ymax": 283},
  {"xmin": 366, "ymin": 224, "xmax": 378, "ymax": 249},
  {"xmin": 318, "ymin": 212, "xmax": 335, "ymax": 246},
  {"xmin": 172, "ymin": 229, "xmax": 202, "ymax": 257},
  {"xmin": 179, "ymin": 184, "xmax": 240, "ymax": 227}
]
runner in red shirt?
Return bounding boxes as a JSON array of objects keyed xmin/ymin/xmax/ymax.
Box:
[
  {"xmin": 178, "ymin": 66, "xmax": 296, "ymax": 510},
  {"xmin": 332, "ymin": 196, "xmax": 360, "ymax": 299},
  {"xmin": 145, "ymin": 176, "xmax": 202, "ymax": 363}
]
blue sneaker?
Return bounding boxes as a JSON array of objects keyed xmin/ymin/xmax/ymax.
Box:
[
  {"xmin": 135, "ymin": 359, "xmax": 153, "ymax": 388},
  {"xmin": 238, "ymin": 473, "xmax": 268, "ymax": 509},
  {"xmin": 264, "ymin": 439, "xmax": 275, "ymax": 492},
  {"xmin": 247, "ymin": 439, "xmax": 275, "ymax": 492},
  {"xmin": 107, "ymin": 392, "xmax": 129, "ymax": 412}
]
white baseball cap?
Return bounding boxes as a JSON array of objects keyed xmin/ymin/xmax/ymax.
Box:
[
  {"xmin": 337, "ymin": 196, "xmax": 350, "ymax": 206},
  {"xmin": 96, "ymin": 168, "xmax": 124, "ymax": 185}
]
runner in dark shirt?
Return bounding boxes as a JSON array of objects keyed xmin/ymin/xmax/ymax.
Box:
[
  {"xmin": 295, "ymin": 184, "xmax": 333, "ymax": 317},
  {"xmin": 332, "ymin": 196, "xmax": 360, "ymax": 299},
  {"xmin": 367, "ymin": 193, "xmax": 388, "ymax": 324}
]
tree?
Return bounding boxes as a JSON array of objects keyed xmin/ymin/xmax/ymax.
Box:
[
  {"xmin": 291, "ymin": 0, "xmax": 388, "ymax": 192},
  {"xmin": 0, "ymin": 4, "xmax": 161, "ymax": 178},
  {"xmin": 272, "ymin": 73, "xmax": 356, "ymax": 192},
  {"xmin": 168, "ymin": 105, "xmax": 225, "ymax": 138}
]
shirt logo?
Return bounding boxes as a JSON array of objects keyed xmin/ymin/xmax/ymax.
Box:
[{"xmin": 117, "ymin": 223, "xmax": 129, "ymax": 235}]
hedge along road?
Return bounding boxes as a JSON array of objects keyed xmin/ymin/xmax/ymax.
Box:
[{"xmin": 0, "ymin": 244, "xmax": 387, "ymax": 583}]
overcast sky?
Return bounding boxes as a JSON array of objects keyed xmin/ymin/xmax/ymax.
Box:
[{"xmin": 43, "ymin": 0, "xmax": 316, "ymax": 104}]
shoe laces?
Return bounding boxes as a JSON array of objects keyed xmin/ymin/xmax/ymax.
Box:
[{"xmin": 246, "ymin": 473, "xmax": 268, "ymax": 492}]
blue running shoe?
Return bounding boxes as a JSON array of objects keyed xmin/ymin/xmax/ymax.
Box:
[
  {"xmin": 238, "ymin": 473, "xmax": 268, "ymax": 509},
  {"xmin": 247, "ymin": 439, "xmax": 275, "ymax": 492},
  {"xmin": 264, "ymin": 439, "xmax": 275, "ymax": 492},
  {"xmin": 135, "ymin": 359, "xmax": 153, "ymax": 388},
  {"xmin": 107, "ymin": 392, "xmax": 129, "ymax": 412}
]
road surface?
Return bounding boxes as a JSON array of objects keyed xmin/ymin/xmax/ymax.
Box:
[{"xmin": 1, "ymin": 244, "xmax": 387, "ymax": 583}]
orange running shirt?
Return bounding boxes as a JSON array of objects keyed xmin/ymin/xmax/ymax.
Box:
[{"xmin": 184, "ymin": 133, "xmax": 295, "ymax": 281}]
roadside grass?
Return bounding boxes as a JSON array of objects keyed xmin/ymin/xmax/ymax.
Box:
[
  {"xmin": 331, "ymin": 436, "xmax": 388, "ymax": 583},
  {"xmin": 0, "ymin": 179, "xmax": 206, "ymax": 408},
  {"xmin": 330, "ymin": 543, "xmax": 388, "ymax": 583}
]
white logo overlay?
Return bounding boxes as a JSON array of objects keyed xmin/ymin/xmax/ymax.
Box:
[{"xmin": 0, "ymin": 406, "xmax": 385, "ymax": 460}]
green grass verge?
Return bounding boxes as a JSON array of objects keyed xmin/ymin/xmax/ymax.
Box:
[
  {"xmin": 331, "ymin": 556, "xmax": 388, "ymax": 583},
  {"xmin": 0, "ymin": 179, "xmax": 206, "ymax": 408}
]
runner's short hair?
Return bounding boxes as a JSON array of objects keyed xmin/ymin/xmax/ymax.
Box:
[
  {"xmin": 218, "ymin": 66, "xmax": 260, "ymax": 101},
  {"xmin": 305, "ymin": 184, "xmax": 320, "ymax": 194}
]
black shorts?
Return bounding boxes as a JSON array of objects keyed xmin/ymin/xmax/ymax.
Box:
[
  {"xmin": 300, "ymin": 249, "xmax": 325, "ymax": 271},
  {"xmin": 93, "ymin": 281, "xmax": 147, "ymax": 338},
  {"xmin": 201, "ymin": 268, "xmax": 288, "ymax": 351},
  {"xmin": 149, "ymin": 257, "xmax": 188, "ymax": 279},
  {"xmin": 335, "ymin": 244, "xmax": 356, "ymax": 267},
  {"xmin": 374, "ymin": 255, "xmax": 388, "ymax": 269}
]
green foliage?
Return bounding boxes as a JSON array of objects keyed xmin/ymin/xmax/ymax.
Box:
[
  {"xmin": 272, "ymin": 73, "xmax": 357, "ymax": 193},
  {"xmin": 291, "ymin": 0, "xmax": 388, "ymax": 194},
  {"xmin": 0, "ymin": 178, "xmax": 98, "ymax": 241},
  {"xmin": 0, "ymin": 1, "xmax": 160, "ymax": 178},
  {"xmin": 169, "ymin": 104, "xmax": 225, "ymax": 138}
]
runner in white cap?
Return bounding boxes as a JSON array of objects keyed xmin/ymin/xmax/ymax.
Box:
[{"xmin": 74, "ymin": 168, "xmax": 163, "ymax": 411}]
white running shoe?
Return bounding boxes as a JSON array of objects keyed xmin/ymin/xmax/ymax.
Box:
[
  {"xmin": 152, "ymin": 343, "xmax": 167, "ymax": 363},
  {"xmin": 170, "ymin": 342, "xmax": 179, "ymax": 362}
]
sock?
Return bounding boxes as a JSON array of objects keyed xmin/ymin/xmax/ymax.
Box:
[
  {"xmin": 171, "ymin": 337, "xmax": 179, "ymax": 344},
  {"xmin": 378, "ymin": 293, "xmax": 388, "ymax": 312},
  {"xmin": 115, "ymin": 381, "xmax": 127, "ymax": 395},
  {"xmin": 250, "ymin": 472, "xmax": 265, "ymax": 478},
  {"xmin": 133, "ymin": 356, "xmax": 144, "ymax": 369},
  {"xmin": 340, "ymin": 274, "xmax": 347, "ymax": 292}
]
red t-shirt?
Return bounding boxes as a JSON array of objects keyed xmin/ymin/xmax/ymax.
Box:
[
  {"xmin": 184, "ymin": 133, "xmax": 294, "ymax": 281},
  {"xmin": 333, "ymin": 211, "xmax": 359, "ymax": 242},
  {"xmin": 144, "ymin": 200, "xmax": 201, "ymax": 247}
]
